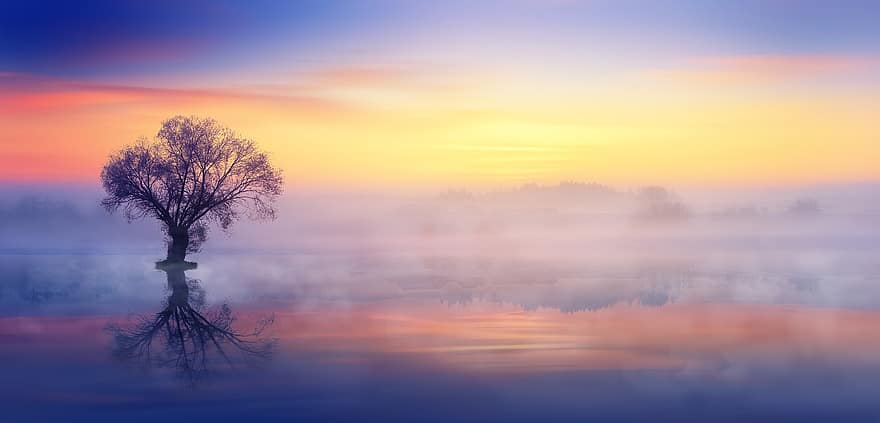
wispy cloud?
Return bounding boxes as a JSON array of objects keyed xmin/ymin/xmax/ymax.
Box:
[
  {"xmin": 0, "ymin": 72, "xmax": 344, "ymax": 114},
  {"xmin": 649, "ymin": 54, "xmax": 878, "ymax": 85},
  {"xmin": 309, "ymin": 66, "xmax": 410, "ymax": 88}
]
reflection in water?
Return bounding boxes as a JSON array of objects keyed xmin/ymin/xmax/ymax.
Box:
[
  {"xmin": 4, "ymin": 253, "xmax": 880, "ymax": 421},
  {"xmin": 106, "ymin": 262, "xmax": 276, "ymax": 383}
]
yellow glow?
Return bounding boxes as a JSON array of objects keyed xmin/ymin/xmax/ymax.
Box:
[{"xmin": 1, "ymin": 63, "xmax": 877, "ymax": 187}]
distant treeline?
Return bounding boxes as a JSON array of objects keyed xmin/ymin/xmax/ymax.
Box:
[{"xmin": 432, "ymin": 181, "xmax": 827, "ymax": 220}]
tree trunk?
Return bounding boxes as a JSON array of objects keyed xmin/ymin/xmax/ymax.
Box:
[
  {"xmin": 167, "ymin": 227, "xmax": 190, "ymax": 262},
  {"xmin": 164, "ymin": 267, "xmax": 189, "ymax": 306}
]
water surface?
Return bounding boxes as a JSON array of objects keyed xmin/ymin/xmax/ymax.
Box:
[{"xmin": 2, "ymin": 249, "xmax": 879, "ymax": 422}]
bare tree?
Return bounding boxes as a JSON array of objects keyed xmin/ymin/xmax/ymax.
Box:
[{"xmin": 101, "ymin": 116, "xmax": 283, "ymax": 262}]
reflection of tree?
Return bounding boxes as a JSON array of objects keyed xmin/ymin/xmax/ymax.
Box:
[{"xmin": 107, "ymin": 262, "xmax": 276, "ymax": 383}]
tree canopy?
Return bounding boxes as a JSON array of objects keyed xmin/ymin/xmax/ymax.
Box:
[{"xmin": 101, "ymin": 116, "xmax": 283, "ymax": 260}]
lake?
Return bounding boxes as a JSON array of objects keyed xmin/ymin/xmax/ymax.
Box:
[{"xmin": 2, "ymin": 247, "xmax": 879, "ymax": 422}]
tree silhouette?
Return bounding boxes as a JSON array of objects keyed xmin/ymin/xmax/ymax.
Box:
[
  {"xmin": 635, "ymin": 186, "xmax": 691, "ymax": 221},
  {"xmin": 787, "ymin": 197, "xmax": 821, "ymax": 217},
  {"xmin": 107, "ymin": 262, "xmax": 276, "ymax": 384},
  {"xmin": 101, "ymin": 116, "xmax": 283, "ymax": 262}
]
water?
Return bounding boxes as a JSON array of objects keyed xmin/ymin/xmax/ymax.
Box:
[{"xmin": 2, "ymin": 248, "xmax": 880, "ymax": 422}]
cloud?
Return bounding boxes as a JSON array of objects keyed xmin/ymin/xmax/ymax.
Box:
[
  {"xmin": 0, "ymin": 72, "xmax": 344, "ymax": 114},
  {"xmin": 309, "ymin": 66, "xmax": 410, "ymax": 88},
  {"xmin": 701, "ymin": 55, "xmax": 873, "ymax": 74},
  {"xmin": 649, "ymin": 54, "xmax": 878, "ymax": 85},
  {"xmin": 0, "ymin": 72, "xmax": 352, "ymax": 182}
]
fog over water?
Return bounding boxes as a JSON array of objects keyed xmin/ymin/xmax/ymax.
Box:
[
  {"xmin": 2, "ymin": 182, "xmax": 880, "ymax": 421},
  {"xmin": 3, "ymin": 181, "xmax": 879, "ymax": 253}
]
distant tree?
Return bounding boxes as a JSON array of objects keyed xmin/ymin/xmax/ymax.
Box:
[
  {"xmin": 101, "ymin": 116, "xmax": 283, "ymax": 262},
  {"xmin": 635, "ymin": 186, "xmax": 691, "ymax": 221},
  {"xmin": 786, "ymin": 197, "xmax": 822, "ymax": 217}
]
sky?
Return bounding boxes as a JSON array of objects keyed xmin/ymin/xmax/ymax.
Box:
[{"xmin": 1, "ymin": 0, "xmax": 878, "ymax": 189}]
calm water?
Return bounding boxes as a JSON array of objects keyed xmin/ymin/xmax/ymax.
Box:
[{"xmin": 2, "ymin": 249, "xmax": 880, "ymax": 422}]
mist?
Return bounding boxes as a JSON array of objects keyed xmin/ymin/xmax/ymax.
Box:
[
  {"xmin": 4, "ymin": 181, "xmax": 878, "ymax": 315},
  {"xmin": 4, "ymin": 181, "xmax": 878, "ymax": 255}
]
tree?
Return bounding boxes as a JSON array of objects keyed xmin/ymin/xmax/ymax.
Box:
[
  {"xmin": 787, "ymin": 197, "xmax": 821, "ymax": 217},
  {"xmin": 635, "ymin": 186, "xmax": 691, "ymax": 221},
  {"xmin": 101, "ymin": 116, "xmax": 283, "ymax": 262}
]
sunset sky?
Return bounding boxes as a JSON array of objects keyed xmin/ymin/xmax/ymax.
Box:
[{"xmin": 1, "ymin": 0, "xmax": 878, "ymax": 189}]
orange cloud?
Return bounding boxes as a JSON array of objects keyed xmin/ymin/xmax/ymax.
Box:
[
  {"xmin": 0, "ymin": 72, "xmax": 353, "ymax": 182},
  {"xmin": 0, "ymin": 73, "xmax": 343, "ymax": 114}
]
